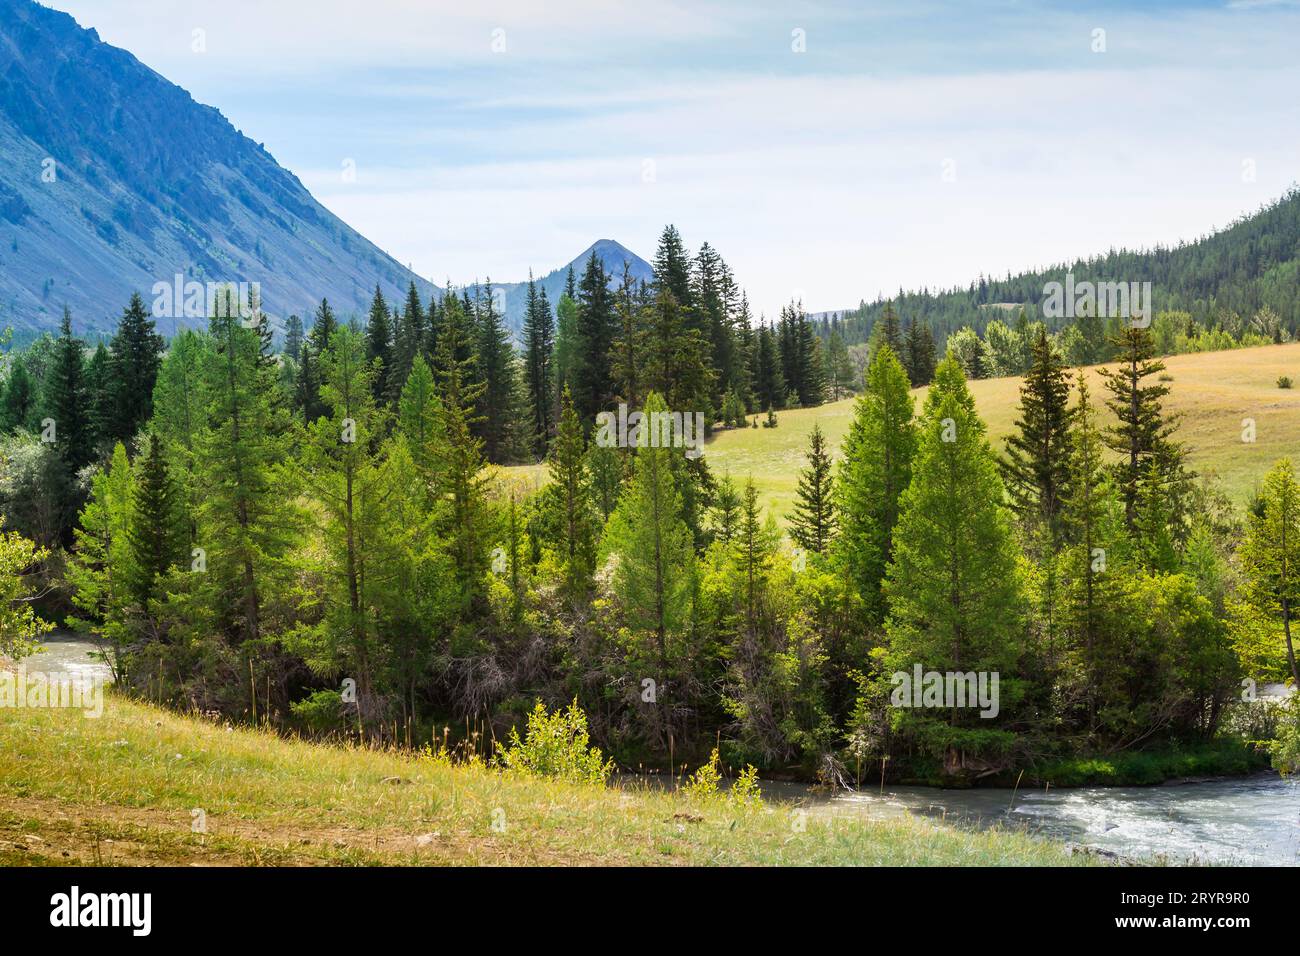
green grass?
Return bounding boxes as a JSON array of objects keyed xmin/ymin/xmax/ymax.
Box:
[
  {"xmin": 508, "ymin": 341, "xmax": 1300, "ymax": 524},
  {"xmin": 0, "ymin": 691, "xmax": 1084, "ymax": 866},
  {"xmin": 1022, "ymin": 740, "xmax": 1270, "ymax": 789}
]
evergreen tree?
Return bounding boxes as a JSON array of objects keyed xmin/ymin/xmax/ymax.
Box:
[
  {"xmin": 883, "ymin": 356, "xmax": 1025, "ymax": 766},
  {"xmin": 1240, "ymin": 458, "xmax": 1300, "ymax": 687},
  {"xmin": 836, "ymin": 344, "xmax": 917, "ymax": 623},
  {"xmin": 432, "ymin": 293, "xmax": 490, "ymax": 611},
  {"xmin": 653, "ymin": 225, "xmax": 694, "ymax": 311},
  {"xmin": 521, "ymin": 272, "xmax": 555, "ymax": 455},
  {"xmin": 194, "ymin": 289, "xmax": 299, "ymax": 645},
  {"xmin": 549, "ymin": 389, "xmax": 597, "ymax": 599},
  {"xmin": 1100, "ymin": 326, "xmax": 1180, "ymax": 530},
  {"xmin": 572, "ymin": 251, "xmax": 617, "ymax": 424},
  {"xmin": 42, "ymin": 307, "xmax": 93, "ymax": 473},
  {"xmin": 0, "ymin": 357, "xmax": 35, "ymax": 432},
  {"xmin": 788, "ymin": 423, "xmax": 836, "ymax": 554},
  {"xmin": 365, "ymin": 284, "xmax": 394, "ymax": 405},
  {"xmin": 284, "ymin": 315, "xmax": 304, "ymax": 363},
  {"xmin": 639, "ymin": 287, "xmax": 715, "ymax": 416},
  {"xmin": 1002, "ymin": 327, "xmax": 1073, "ymax": 544},
  {"xmin": 754, "ymin": 320, "xmax": 785, "ymax": 411},
  {"xmin": 106, "ymin": 291, "xmax": 165, "ymax": 443},
  {"xmin": 602, "ymin": 391, "xmax": 695, "ymax": 673},
  {"xmin": 474, "ymin": 280, "xmax": 520, "ymax": 463},
  {"xmin": 127, "ymin": 433, "xmax": 186, "ymax": 605}
]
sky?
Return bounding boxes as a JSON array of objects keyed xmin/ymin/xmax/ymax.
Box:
[{"xmin": 42, "ymin": 0, "xmax": 1300, "ymax": 318}]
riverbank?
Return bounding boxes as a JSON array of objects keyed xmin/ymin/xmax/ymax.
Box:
[{"xmin": 0, "ymin": 691, "xmax": 1085, "ymax": 866}]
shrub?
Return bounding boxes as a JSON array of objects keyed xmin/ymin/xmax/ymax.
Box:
[
  {"xmin": 497, "ymin": 699, "xmax": 613, "ymax": 785},
  {"xmin": 1278, "ymin": 375, "xmax": 1293, "ymax": 389},
  {"xmin": 682, "ymin": 748, "xmax": 763, "ymax": 809},
  {"xmin": 1270, "ymin": 697, "xmax": 1300, "ymax": 775},
  {"xmin": 288, "ymin": 689, "xmax": 346, "ymax": 734}
]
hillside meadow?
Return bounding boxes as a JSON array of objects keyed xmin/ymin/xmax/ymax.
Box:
[
  {"xmin": 0, "ymin": 692, "xmax": 1081, "ymax": 867},
  {"xmin": 504, "ymin": 341, "xmax": 1300, "ymax": 524}
]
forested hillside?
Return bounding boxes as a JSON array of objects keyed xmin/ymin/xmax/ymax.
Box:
[
  {"xmin": 3, "ymin": 206, "xmax": 1299, "ymax": 787},
  {"xmin": 823, "ymin": 189, "xmax": 1300, "ymax": 359}
]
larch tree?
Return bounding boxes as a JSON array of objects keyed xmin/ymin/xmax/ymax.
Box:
[
  {"xmin": 835, "ymin": 344, "xmax": 916, "ymax": 624},
  {"xmin": 788, "ymin": 423, "xmax": 836, "ymax": 555}
]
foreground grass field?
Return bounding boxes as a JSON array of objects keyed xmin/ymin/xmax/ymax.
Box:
[
  {"xmin": 0, "ymin": 692, "xmax": 1082, "ymax": 866},
  {"xmin": 508, "ymin": 342, "xmax": 1300, "ymax": 524}
]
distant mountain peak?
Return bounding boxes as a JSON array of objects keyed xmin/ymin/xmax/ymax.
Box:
[{"xmin": 0, "ymin": 0, "xmax": 436, "ymax": 338}]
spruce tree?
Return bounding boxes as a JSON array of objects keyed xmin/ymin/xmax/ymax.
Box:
[
  {"xmin": 0, "ymin": 356, "xmax": 35, "ymax": 432},
  {"xmin": 127, "ymin": 433, "xmax": 186, "ymax": 605},
  {"xmin": 107, "ymin": 291, "xmax": 164, "ymax": 442},
  {"xmin": 549, "ymin": 388, "xmax": 597, "ymax": 599},
  {"xmin": 1002, "ymin": 327, "xmax": 1072, "ymax": 544},
  {"xmin": 572, "ymin": 251, "xmax": 617, "ymax": 424},
  {"xmin": 474, "ymin": 280, "xmax": 519, "ymax": 463},
  {"xmin": 521, "ymin": 272, "xmax": 555, "ymax": 455},
  {"xmin": 284, "ymin": 315, "xmax": 304, "ymax": 363},
  {"xmin": 43, "ymin": 307, "xmax": 92, "ymax": 473},
  {"xmin": 365, "ymin": 284, "xmax": 394, "ymax": 405},
  {"xmin": 1100, "ymin": 326, "xmax": 1181, "ymax": 530},
  {"xmin": 788, "ymin": 423, "xmax": 836, "ymax": 554}
]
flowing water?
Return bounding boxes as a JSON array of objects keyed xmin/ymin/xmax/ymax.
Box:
[
  {"xmin": 750, "ymin": 773, "xmax": 1300, "ymax": 865},
  {"xmin": 27, "ymin": 635, "xmax": 1300, "ymax": 865},
  {"xmin": 25, "ymin": 632, "xmax": 113, "ymax": 687}
]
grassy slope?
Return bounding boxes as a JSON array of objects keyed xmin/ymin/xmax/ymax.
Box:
[
  {"xmin": 704, "ymin": 341, "xmax": 1300, "ymax": 523},
  {"xmin": 0, "ymin": 692, "xmax": 1081, "ymax": 866}
]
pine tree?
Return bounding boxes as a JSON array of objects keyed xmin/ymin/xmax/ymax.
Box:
[
  {"xmin": 1002, "ymin": 327, "xmax": 1072, "ymax": 544},
  {"xmin": 711, "ymin": 473, "xmax": 741, "ymax": 544},
  {"xmin": 883, "ymin": 356, "xmax": 1025, "ymax": 766},
  {"xmin": 475, "ymin": 280, "xmax": 520, "ymax": 464},
  {"xmin": 396, "ymin": 354, "xmax": 444, "ymax": 485},
  {"xmin": 42, "ymin": 307, "xmax": 93, "ymax": 473},
  {"xmin": 875, "ymin": 302, "xmax": 903, "ymax": 357},
  {"xmin": 284, "ymin": 315, "xmax": 304, "ymax": 363},
  {"xmin": 0, "ymin": 356, "xmax": 35, "ymax": 432},
  {"xmin": 521, "ymin": 272, "xmax": 555, "ymax": 455},
  {"xmin": 1058, "ymin": 374, "xmax": 1126, "ymax": 732},
  {"xmin": 127, "ymin": 432, "xmax": 186, "ymax": 605},
  {"xmin": 194, "ymin": 289, "xmax": 299, "ymax": 644},
  {"xmin": 639, "ymin": 287, "xmax": 715, "ymax": 416},
  {"xmin": 300, "ymin": 324, "xmax": 389, "ymax": 714},
  {"xmin": 549, "ymin": 389, "xmax": 597, "ymax": 599},
  {"xmin": 788, "ymin": 423, "xmax": 836, "ymax": 554},
  {"xmin": 572, "ymin": 251, "xmax": 617, "ymax": 424},
  {"xmin": 1100, "ymin": 326, "xmax": 1181, "ymax": 530},
  {"xmin": 754, "ymin": 320, "xmax": 785, "ymax": 411},
  {"xmin": 365, "ymin": 284, "xmax": 394, "ymax": 405},
  {"xmin": 432, "ymin": 293, "xmax": 490, "ymax": 611},
  {"xmin": 653, "ymin": 225, "xmax": 694, "ymax": 311},
  {"xmin": 106, "ymin": 291, "xmax": 164, "ymax": 443},
  {"xmin": 836, "ymin": 344, "xmax": 917, "ymax": 623},
  {"xmin": 66, "ymin": 442, "xmax": 136, "ymax": 662},
  {"xmin": 602, "ymin": 391, "xmax": 695, "ymax": 673}
]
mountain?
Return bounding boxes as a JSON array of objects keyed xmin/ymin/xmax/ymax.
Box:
[
  {"xmin": 819, "ymin": 189, "xmax": 1300, "ymax": 350},
  {"xmin": 493, "ymin": 239, "xmax": 653, "ymax": 337},
  {"xmin": 0, "ymin": 0, "xmax": 438, "ymax": 339}
]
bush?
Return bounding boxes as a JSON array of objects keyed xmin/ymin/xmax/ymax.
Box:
[
  {"xmin": 1270, "ymin": 697, "xmax": 1300, "ymax": 775},
  {"xmin": 682, "ymin": 748, "xmax": 763, "ymax": 809},
  {"xmin": 497, "ymin": 699, "xmax": 613, "ymax": 785},
  {"xmin": 1278, "ymin": 375, "xmax": 1293, "ymax": 389},
  {"xmin": 288, "ymin": 689, "xmax": 346, "ymax": 734}
]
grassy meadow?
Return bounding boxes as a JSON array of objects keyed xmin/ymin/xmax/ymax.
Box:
[
  {"xmin": 514, "ymin": 341, "xmax": 1300, "ymax": 525},
  {"xmin": 0, "ymin": 691, "xmax": 1084, "ymax": 867}
]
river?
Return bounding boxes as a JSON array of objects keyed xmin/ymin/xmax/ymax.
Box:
[{"xmin": 28, "ymin": 635, "xmax": 1300, "ymax": 865}]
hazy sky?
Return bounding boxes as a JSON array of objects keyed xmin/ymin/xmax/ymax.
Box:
[{"xmin": 44, "ymin": 0, "xmax": 1300, "ymax": 318}]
